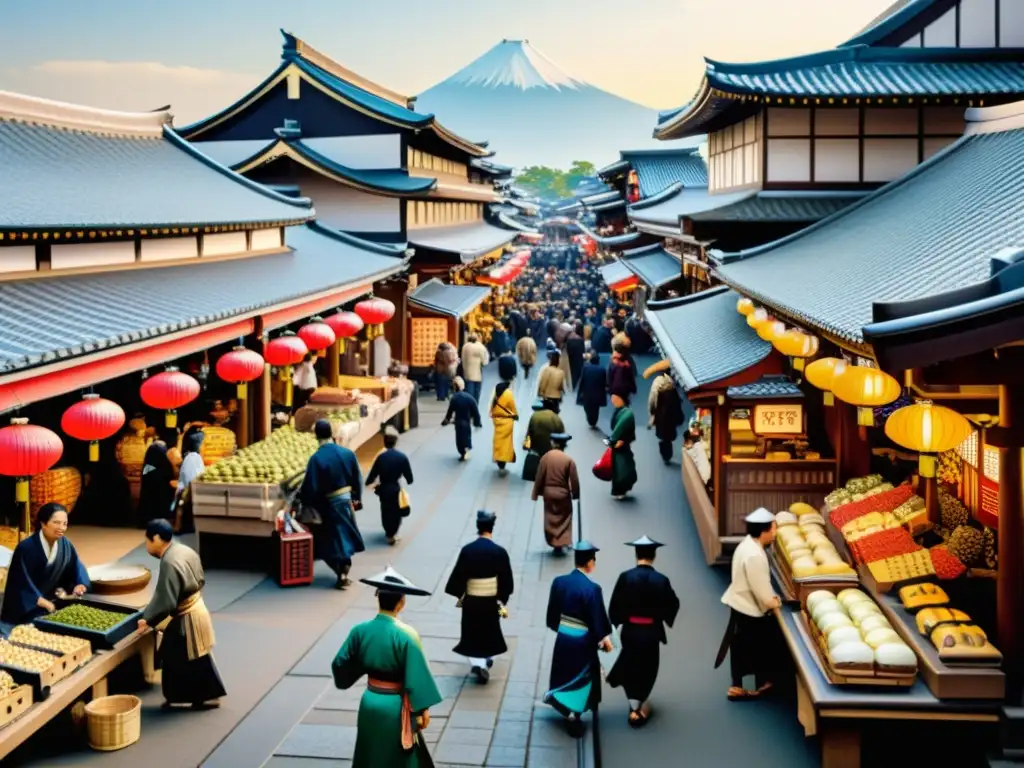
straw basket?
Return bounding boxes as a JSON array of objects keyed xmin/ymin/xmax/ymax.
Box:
[{"xmin": 85, "ymin": 695, "xmax": 141, "ymax": 751}]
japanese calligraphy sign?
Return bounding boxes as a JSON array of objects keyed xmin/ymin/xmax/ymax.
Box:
[{"xmin": 752, "ymin": 403, "xmax": 803, "ymax": 435}]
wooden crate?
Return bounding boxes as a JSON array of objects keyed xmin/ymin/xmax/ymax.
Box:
[
  {"xmin": 10, "ymin": 642, "xmax": 92, "ymax": 679},
  {"xmin": 799, "ymin": 611, "xmax": 917, "ymax": 688},
  {"xmin": 0, "ymin": 685, "xmax": 32, "ymax": 729},
  {"xmin": 191, "ymin": 481, "xmax": 282, "ymax": 522}
]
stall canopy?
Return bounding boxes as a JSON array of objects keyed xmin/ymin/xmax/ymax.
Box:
[
  {"xmin": 599, "ymin": 260, "xmax": 638, "ymax": 292},
  {"xmin": 644, "ymin": 286, "xmax": 773, "ymax": 392},
  {"xmin": 407, "ymin": 278, "xmax": 492, "ymax": 318},
  {"xmin": 620, "ymin": 243, "xmax": 682, "ymax": 289},
  {"xmin": 714, "ymin": 100, "xmax": 1024, "ymax": 356},
  {"xmin": 408, "ymin": 221, "xmax": 517, "ymax": 264}
]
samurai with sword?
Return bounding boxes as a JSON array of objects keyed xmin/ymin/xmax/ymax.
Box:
[{"xmin": 445, "ymin": 510, "xmax": 514, "ymax": 683}]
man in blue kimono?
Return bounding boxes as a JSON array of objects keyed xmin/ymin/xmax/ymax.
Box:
[
  {"xmin": 543, "ymin": 541, "xmax": 613, "ymax": 738},
  {"xmin": 442, "ymin": 377, "xmax": 482, "ymax": 461},
  {"xmin": 300, "ymin": 420, "xmax": 365, "ymax": 589},
  {"xmin": 576, "ymin": 352, "xmax": 608, "ymax": 429},
  {"xmin": 445, "ymin": 510, "xmax": 514, "ymax": 683}
]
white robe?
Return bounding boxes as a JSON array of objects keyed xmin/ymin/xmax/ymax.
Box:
[{"xmin": 721, "ymin": 536, "xmax": 777, "ymax": 618}]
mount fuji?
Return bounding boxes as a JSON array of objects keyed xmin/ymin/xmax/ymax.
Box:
[{"xmin": 416, "ymin": 39, "xmax": 696, "ymax": 172}]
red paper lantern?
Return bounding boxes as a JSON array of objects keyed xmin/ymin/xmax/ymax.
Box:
[
  {"xmin": 216, "ymin": 346, "xmax": 265, "ymax": 400},
  {"xmin": 140, "ymin": 368, "xmax": 200, "ymax": 428},
  {"xmin": 61, "ymin": 394, "xmax": 126, "ymax": 462},
  {"xmin": 0, "ymin": 418, "xmax": 63, "ymax": 516},
  {"xmin": 355, "ymin": 297, "xmax": 395, "ymax": 339},
  {"xmin": 297, "ymin": 318, "xmax": 337, "ymax": 359},
  {"xmin": 264, "ymin": 332, "xmax": 308, "ymax": 367},
  {"xmin": 324, "ymin": 311, "xmax": 364, "ymax": 354}
]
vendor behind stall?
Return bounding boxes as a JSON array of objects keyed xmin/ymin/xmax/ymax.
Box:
[{"xmin": 0, "ymin": 503, "xmax": 89, "ymax": 625}]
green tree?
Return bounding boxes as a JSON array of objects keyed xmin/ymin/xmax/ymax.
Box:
[{"xmin": 515, "ymin": 161, "xmax": 595, "ymax": 200}]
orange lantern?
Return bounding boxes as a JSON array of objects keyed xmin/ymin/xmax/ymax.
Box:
[
  {"xmin": 805, "ymin": 357, "xmax": 847, "ymax": 407},
  {"xmin": 746, "ymin": 308, "xmax": 769, "ymax": 330},
  {"xmin": 736, "ymin": 297, "xmax": 754, "ymax": 316},
  {"xmin": 831, "ymin": 365, "xmax": 902, "ymax": 427},
  {"xmin": 757, "ymin": 319, "xmax": 786, "ymax": 343}
]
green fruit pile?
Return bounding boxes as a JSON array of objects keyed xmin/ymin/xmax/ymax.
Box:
[
  {"xmin": 47, "ymin": 604, "xmax": 125, "ymax": 632},
  {"xmin": 202, "ymin": 425, "xmax": 319, "ymax": 485}
]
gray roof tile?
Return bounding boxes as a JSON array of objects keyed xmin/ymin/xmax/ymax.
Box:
[
  {"xmin": 715, "ymin": 125, "xmax": 1024, "ymax": 342},
  {"xmin": 621, "ymin": 245, "xmax": 681, "ymax": 288},
  {"xmin": 623, "ymin": 148, "xmax": 708, "ymax": 197},
  {"xmin": 645, "ymin": 286, "xmax": 774, "ymax": 391},
  {"xmin": 0, "ymin": 223, "xmax": 405, "ymax": 374},
  {"xmin": 727, "ymin": 375, "xmax": 804, "ymax": 400},
  {"xmin": 408, "ymin": 221, "xmax": 516, "ymax": 260},
  {"xmin": 408, "ymin": 279, "xmax": 491, "ymax": 318},
  {"xmin": 0, "ymin": 121, "xmax": 311, "ymax": 230},
  {"xmin": 689, "ymin": 192, "xmax": 866, "ymax": 223},
  {"xmin": 599, "ymin": 261, "xmax": 634, "ymax": 288}
]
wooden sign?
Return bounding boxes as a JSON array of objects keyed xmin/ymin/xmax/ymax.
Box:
[
  {"xmin": 752, "ymin": 403, "xmax": 803, "ymax": 435},
  {"xmin": 979, "ymin": 474, "xmax": 999, "ymax": 529},
  {"xmin": 410, "ymin": 318, "xmax": 450, "ymax": 368}
]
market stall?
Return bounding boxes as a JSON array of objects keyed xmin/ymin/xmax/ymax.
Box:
[{"xmin": 406, "ymin": 279, "xmax": 492, "ymax": 376}]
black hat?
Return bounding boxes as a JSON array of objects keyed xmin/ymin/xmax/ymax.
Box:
[
  {"xmin": 359, "ymin": 566, "xmax": 431, "ymax": 597},
  {"xmin": 477, "ymin": 510, "xmax": 497, "ymax": 525},
  {"xmin": 550, "ymin": 432, "xmax": 572, "ymax": 444},
  {"xmin": 625, "ymin": 535, "xmax": 664, "ymax": 549},
  {"xmin": 572, "ymin": 540, "xmax": 600, "ymax": 554}
]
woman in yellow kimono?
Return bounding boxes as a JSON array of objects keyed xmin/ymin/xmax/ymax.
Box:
[{"xmin": 490, "ymin": 355, "xmax": 519, "ymax": 475}]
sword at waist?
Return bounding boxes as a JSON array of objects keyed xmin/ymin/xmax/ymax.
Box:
[{"xmin": 465, "ymin": 577, "xmax": 498, "ymax": 597}]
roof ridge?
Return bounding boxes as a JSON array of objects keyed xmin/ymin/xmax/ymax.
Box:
[
  {"xmin": 0, "ymin": 89, "xmax": 170, "ymax": 138},
  {"xmin": 841, "ymin": 0, "xmax": 954, "ymax": 48},
  {"xmin": 281, "ymin": 30, "xmax": 413, "ymax": 108},
  {"xmin": 304, "ymin": 220, "xmax": 410, "ymax": 256}
]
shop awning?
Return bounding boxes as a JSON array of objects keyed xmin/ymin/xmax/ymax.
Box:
[
  {"xmin": 408, "ymin": 222, "xmax": 517, "ymax": 263},
  {"xmin": 600, "ymin": 261, "xmax": 638, "ymax": 291},
  {"xmin": 576, "ymin": 221, "xmax": 642, "ymax": 249},
  {"xmin": 0, "ymin": 222, "xmax": 408, "ymax": 385},
  {"xmin": 645, "ymin": 286, "xmax": 773, "ymax": 392},
  {"xmin": 620, "ymin": 244, "xmax": 682, "ymax": 289},
  {"xmin": 408, "ymin": 278, "xmax": 491, "ymax": 318}
]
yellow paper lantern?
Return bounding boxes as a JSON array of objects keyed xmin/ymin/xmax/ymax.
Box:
[
  {"xmin": 774, "ymin": 330, "xmax": 819, "ymax": 372},
  {"xmin": 746, "ymin": 308, "xmax": 769, "ymax": 329},
  {"xmin": 757, "ymin": 319, "xmax": 786, "ymax": 342},
  {"xmin": 736, "ymin": 297, "xmax": 755, "ymax": 316},
  {"xmin": 831, "ymin": 365, "xmax": 902, "ymax": 426},
  {"xmin": 804, "ymin": 357, "xmax": 846, "ymax": 407},
  {"xmin": 884, "ymin": 400, "xmax": 973, "ymax": 477}
]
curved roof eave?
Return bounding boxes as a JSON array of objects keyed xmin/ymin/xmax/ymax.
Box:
[
  {"xmin": 841, "ymin": 0, "xmax": 953, "ymax": 47},
  {"xmin": 653, "ymin": 78, "xmax": 715, "ymax": 140},
  {"xmin": 304, "ymin": 220, "xmax": 411, "ymax": 257},
  {"xmin": 177, "ymin": 61, "xmax": 291, "ymax": 139}
]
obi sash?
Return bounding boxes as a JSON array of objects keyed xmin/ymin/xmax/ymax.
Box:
[
  {"xmin": 466, "ymin": 577, "xmax": 498, "ymax": 598},
  {"xmin": 327, "ymin": 486, "xmax": 352, "ymax": 499},
  {"xmin": 177, "ymin": 591, "xmax": 215, "ymax": 661},
  {"xmin": 628, "ymin": 617, "xmax": 654, "ymax": 626},
  {"xmin": 367, "ymin": 677, "xmax": 414, "ymax": 752},
  {"xmin": 557, "ymin": 615, "xmax": 589, "ymax": 638}
]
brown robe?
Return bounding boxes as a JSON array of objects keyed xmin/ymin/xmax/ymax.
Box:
[{"xmin": 531, "ymin": 449, "xmax": 581, "ymax": 548}]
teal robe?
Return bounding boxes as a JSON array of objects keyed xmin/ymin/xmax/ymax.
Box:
[
  {"xmin": 610, "ymin": 405, "xmax": 638, "ymax": 495},
  {"xmin": 332, "ymin": 614, "xmax": 442, "ymax": 767}
]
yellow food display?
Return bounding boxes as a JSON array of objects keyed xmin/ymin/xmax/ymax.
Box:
[
  {"xmin": 898, "ymin": 583, "xmax": 949, "ymax": 612},
  {"xmin": 930, "ymin": 624, "xmax": 1002, "ymax": 662},
  {"xmin": 202, "ymin": 426, "xmax": 318, "ymax": 485},
  {"xmin": 0, "ymin": 669, "xmax": 14, "ymax": 693},
  {"xmin": 789, "ymin": 502, "xmax": 818, "ymax": 517},
  {"xmin": 197, "ymin": 426, "xmax": 237, "ymax": 466},
  {"xmin": 0, "ymin": 639, "xmax": 56, "ymax": 672},
  {"xmin": 776, "ymin": 523, "xmax": 856, "ymax": 580},
  {"xmin": 867, "ymin": 551, "xmax": 935, "ymax": 584},
  {"xmin": 9, "ymin": 625, "xmax": 90, "ymax": 655},
  {"xmin": 915, "ymin": 608, "xmax": 973, "ymax": 636}
]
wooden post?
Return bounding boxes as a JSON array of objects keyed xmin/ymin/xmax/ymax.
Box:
[
  {"xmin": 236, "ymin": 385, "xmax": 250, "ymax": 449},
  {"xmin": 253, "ymin": 364, "xmax": 271, "ymax": 442},
  {"xmin": 713, "ymin": 399, "xmax": 728, "ymax": 537},
  {"xmin": 995, "ymin": 385, "xmax": 1024, "ymax": 698},
  {"xmin": 327, "ymin": 340, "xmax": 340, "ymax": 388}
]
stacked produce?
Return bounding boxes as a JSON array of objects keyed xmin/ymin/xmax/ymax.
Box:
[
  {"xmin": 938, "ymin": 449, "xmax": 963, "ymax": 486},
  {"xmin": 824, "ymin": 474, "xmax": 888, "ymax": 511},
  {"xmin": 938, "ymin": 488, "xmax": 969, "ymax": 530},
  {"xmin": 867, "ymin": 551, "xmax": 935, "ymax": 584},
  {"xmin": 928, "ymin": 547, "xmax": 967, "ymax": 580},
  {"xmin": 829, "ymin": 484, "xmax": 917, "ymax": 529},
  {"xmin": 0, "ymin": 640, "xmax": 56, "ymax": 672},
  {"xmin": 775, "ymin": 504, "xmax": 856, "ymax": 580},
  {"xmin": 0, "ymin": 670, "xmax": 15, "ymax": 693},
  {"xmin": 202, "ymin": 426, "xmax": 319, "ymax": 485},
  {"xmin": 914, "ymin": 608, "xmax": 1002, "ymax": 662},
  {"xmin": 947, "ymin": 526, "xmax": 984, "ymax": 567},
  {"xmin": 46, "ymin": 604, "xmax": 126, "ymax": 632},
  {"xmin": 806, "ymin": 589, "xmax": 917, "ymax": 676},
  {"xmin": 198, "ymin": 426, "xmax": 237, "ymax": 467},
  {"xmin": 849, "ymin": 528, "xmax": 921, "ymax": 565},
  {"xmin": 29, "ymin": 468, "xmax": 82, "ymax": 517},
  {"xmin": 10, "ymin": 625, "xmax": 90, "ymax": 654}
]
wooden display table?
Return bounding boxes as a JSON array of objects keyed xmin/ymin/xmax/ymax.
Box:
[
  {"xmin": 0, "ymin": 629, "xmax": 155, "ymax": 760},
  {"xmin": 776, "ymin": 607, "xmax": 1000, "ymax": 768}
]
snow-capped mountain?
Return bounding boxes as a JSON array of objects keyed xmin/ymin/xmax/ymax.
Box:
[{"xmin": 417, "ymin": 39, "xmax": 696, "ymax": 171}]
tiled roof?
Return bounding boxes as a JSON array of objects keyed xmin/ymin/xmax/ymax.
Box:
[
  {"xmin": 727, "ymin": 375, "xmax": 804, "ymax": 401},
  {"xmin": 599, "ymin": 260, "xmax": 634, "ymax": 289},
  {"xmin": 408, "ymin": 278, "xmax": 491, "ymax": 318},
  {"xmin": 841, "ymin": 0, "xmax": 949, "ymax": 47},
  {"xmin": 576, "ymin": 221, "xmax": 641, "ymax": 248},
  {"xmin": 688, "ymin": 192, "xmax": 866, "ymax": 224},
  {"xmin": 622, "ymin": 148, "xmax": 708, "ymax": 197},
  {"xmin": 497, "ymin": 212, "xmax": 539, "ymax": 233},
  {"xmin": 706, "ymin": 47, "xmax": 1024, "ymax": 99},
  {"xmin": 580, "ymin": 190, "xmax": 621, "ymax": 206},
  {"xmin": 589, "ymin": 197, "xmax": 627, "ymax": 212},
  {"xmin": 408, "ymin": 221, "xmax": 516, "ymax": 260},
  {"xmin": 620, "ymin": 244, "xmax": 681, "ymax": 289},
  {"xmin": 0, "ymin": 115, "xmax": 312, "ymax": 231},
  {"xmin": 192, "ymin": 139, "xmax": 274, "ymax": 168},
  {"xmin": 645, "ymin": 286, "xmax": 773, "ymax": 392},
  {"xmin": 597, "ymin": 159, "xmax": 630, "ymax": 178},
  {"xmin": 0, "ymin": 223, "xmax": 406, "ymax": 374},
  {"xmin": 629, "ymin": 188, "xmax": 746, "ymax": 228},
  {"xmin": 714, "ymin": 112, "xmax": 1024, "ymax": 344}
]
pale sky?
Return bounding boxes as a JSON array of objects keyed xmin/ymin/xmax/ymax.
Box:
[{"xmin": 0, "ymin": 0, "xmax": 895, "ymax": 123}]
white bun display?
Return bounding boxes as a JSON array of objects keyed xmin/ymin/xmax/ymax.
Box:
[
  {"xmin": 830, "ymin": 641, "xmax": 875, "ymax": 666},
  {"xmin": 875, "ymin": 642, "xmax": 917, "ymax": 670},
  {"xmin": 806, "ymin": 591, "xmax": 835, "ymax": 611},
  {"xmin": 800, "ymin": 513, "xmax": 827, "ymax": 526},
  {"xmin": 827, "ymin": 626, "xmax": 863, "ymax": 650},
  {"xmin": 864, "ymin": 628, "xmax": 902, "ymax": 649},
  {"xmin": 820, "ymin": 613, "xmax": 855, "ymax": 636},
  {"xmin": 858, "ymin": 615, "xmax": 892, "ymax": 634},
  {"xmin": 787, "ymin": 547, "xmax": 812, "ymax": 562},
  {"xmin": 792, "ymin": 556, "xmax": 818, "ymax": 572},
  {"xmin": 775, "ymin": 511, "xmax": 799, "ymax": 526},
  {"xmin": 848, "ymin": 602, "xmax": 883, "ymax": 624},
  {"xmin": 811, "ymin": 599, "xmax": 842, "ymax": 623},
  {"xmin": 837, "ymin": 589, "xmax": 871, "ymax": 606}
]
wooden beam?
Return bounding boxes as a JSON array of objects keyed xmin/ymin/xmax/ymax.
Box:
[{"xmin": 997, "ymin": 384, "xmax": 1024, "ymax": 700}]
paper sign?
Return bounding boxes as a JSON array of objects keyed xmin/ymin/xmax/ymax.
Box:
[{"xmin": 753, "ymin": 404, "xmax": 802, "ymax": 435}]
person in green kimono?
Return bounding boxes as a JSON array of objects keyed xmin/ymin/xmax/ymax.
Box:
[
  {"xmin": 526, "ymin": 399, "xmax": 565, "ymax": 458},
  {"xmin": 608, "ymin": 393, "xmax": 638, "ymax": 500},
  {"xmin": 332, "ymin": 567, "xmax": 442, "ymax": 767}
]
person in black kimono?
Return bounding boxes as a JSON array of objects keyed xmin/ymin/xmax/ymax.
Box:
[
  {"xmin": 442, "ymin": 377, "xmax": 482, "ymax": 461},
  {"xmin": 650, "ymin": 372, "xmax": 685, "ymax": 464},
  {"xmin": 576, "ymin": 352, "xmax": 608, "ymax": 429},
  {"xmin": 366, "ymin": 426, "xmax": 413, "ymax": 546},
  {"xmin": 138, "ymin": 437, "xmax": 175, "ymax": 527},
  {"xmin": 565, "ymin": 322, "xmax": 586, "ymax": 390},
  {"xmin": 300, "ymin": 420, "xmax": 365, "ymax": 589},
  {"xmin": 543, "ymin": 541, "xmax": 613, "ymax": 738},
  {"xmin": 445, "ymin": 510, "xmax": 514, "ymax": 684},
  {"xmin": 607, "ymin": 536, "xmax": 680, "ymax": 728}
]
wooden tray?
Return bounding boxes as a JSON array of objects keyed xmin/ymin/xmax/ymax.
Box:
[
  {"xmin": 10, "ymin": 641, "xmax": 92, "ymax": 678},
  {"xmin": 0, "ymin": 684, "xmax": 32, "ymax": 729},
  {"xmin": 34, "ymin": 598, "xmax": 142, "ymax": 651},
  {"xmin": 87, "ymin": 564, "xmax": 152, "ymax": 596},
  {"xmin": 800, "ymin": 610, "xmax": 917, "ymax": 687},
  {"xmin": 0, "ymin": 650, "xmax": 67, "ymax": 700},
  {"xmin": 771, "ymin": 538, "xmax": 858, "ymax": 605}
]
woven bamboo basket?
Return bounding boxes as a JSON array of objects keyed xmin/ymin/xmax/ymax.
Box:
[
  {"xmin": 85, "ymin": 694, "xmax": 141, "ymax": 751},
  {"xmin": 116, "ymin": 430, "xmax": 151, "ymax": 481},
  {"xmin": 30, "ymin": 467, "xmax": 82, "ymax": 517}
]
